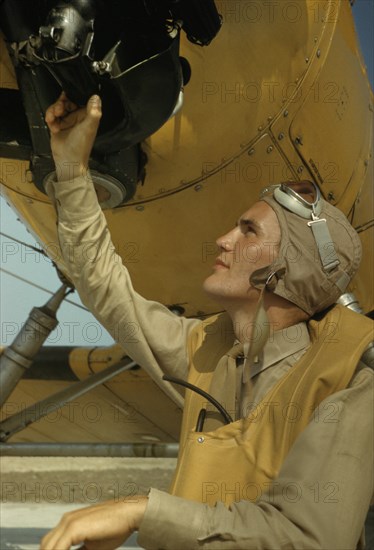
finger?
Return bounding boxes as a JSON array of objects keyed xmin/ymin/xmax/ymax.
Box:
[
  {"xmin": 64, "ymin": 97, "xmax": 79, "ymax": 113},
  {"xmin": 40, "ymin": 511, "xmax": 74, "ymax": 550},
  {"xmin": 45, "ymin": 103, "xmax": 59, "ymax": 126},
  {"xmin": 57, "ymin": 110, "xmax": 84, "ymax": 131},
  {"xmin": 84, "ymin": 95, "xmax": 102, "ymax": 129},
  {"xmin": 40, "ymin": 525, "xmax": 80, "ymax": 550},
  {"xmin": 40, "ymin": 502, "xmax": 110, "ymax": 549},
  {"xmin": 52, "ymin": 96, "xmax": 67, "ymax": 117},
  {"xmin": 46, "ymin": 107, "xmax": 83, "ymax": 135},
  {"xmin": 40, "ymin": 528, "xmax": 59, "ymax": 549},
  {"xmin": 45, "ymin": 101, "xmax": 67, "ymax": 134},
  {"xmin": 40, "ymin": 523, "xmax": 68, "ymax": 550},
  {"xmin": 45, "ymin": 91, "xmax": 77, "ymax": 125},
  {"xmin": 56, "ymin": 91, "xmax": 79, "ymax": 114},
  {"xmin": 56, "ymin": 90, "xmax": 78, "ymax": 112}
]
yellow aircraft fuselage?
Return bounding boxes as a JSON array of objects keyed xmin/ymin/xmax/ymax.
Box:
[{"xmin": 1, "ymin": 0, "xmax": 372, "ymax": 317}]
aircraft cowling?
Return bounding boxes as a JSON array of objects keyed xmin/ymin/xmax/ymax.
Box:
[{"xmin": 0, "ymin": 0, "xmax": 372, "ymax": 317}]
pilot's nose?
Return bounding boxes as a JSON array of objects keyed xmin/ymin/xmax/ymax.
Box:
[{"xmin": 216, "ymin": 229, "xmax": 235, "ymax": 251}]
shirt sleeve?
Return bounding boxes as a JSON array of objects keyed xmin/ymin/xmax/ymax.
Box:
[
  {"xmin": 46, "ymin": 174, "xmax": 200, "ymax": 406},
  {"xmin": 137, "ymin": 366, "xmax": 374, "ymax": 549}
]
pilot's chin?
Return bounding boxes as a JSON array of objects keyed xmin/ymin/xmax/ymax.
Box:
[{"xmin": 202, "ymin": 273, "xmax": 224, "ymax": 299}]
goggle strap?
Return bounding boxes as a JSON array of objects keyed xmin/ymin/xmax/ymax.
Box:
[{"xmin": 307, "ymin": 218, "xmax": 340, "ymax": 272}]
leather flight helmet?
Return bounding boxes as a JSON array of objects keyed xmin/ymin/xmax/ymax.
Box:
[{"xmin": 252, "ymin": 181, "xmax": 362, "ymax": 316}]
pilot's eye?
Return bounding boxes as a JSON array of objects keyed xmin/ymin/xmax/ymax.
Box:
[{"xmin": 241, "ymin": 224, "xmax": 255, "ymax": 235}]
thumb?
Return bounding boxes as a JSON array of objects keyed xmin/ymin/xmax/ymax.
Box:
[{"xmin": 86, "ymin": 94, "xmax": 102, "ymax": 125}]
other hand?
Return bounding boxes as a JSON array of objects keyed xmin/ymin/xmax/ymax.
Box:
[
  {"xmin": 39, "ymin": 496, "xmax": 148, "ymax": 550},
  {"xmin": 45, "ymin": 92, "xmax": 102, "ymax": 181}
]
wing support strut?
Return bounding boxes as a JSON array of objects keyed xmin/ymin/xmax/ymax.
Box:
[{"xmin": 0, "ymin": 357, "xmax": 136, "ymax": 442}]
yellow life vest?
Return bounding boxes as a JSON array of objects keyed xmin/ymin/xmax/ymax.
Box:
[{"xmin": 169, "ymin": 305, "xmax": 373, "ymax": 506}]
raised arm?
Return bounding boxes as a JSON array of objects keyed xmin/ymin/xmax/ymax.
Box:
[{"xmin": 45, "ymin": 93, "xmax": 199, "ymax": 405}]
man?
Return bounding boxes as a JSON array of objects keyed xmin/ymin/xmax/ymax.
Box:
[{"xmin": 40, "ymin": 93, "xmax": 373, "ymax": 550}]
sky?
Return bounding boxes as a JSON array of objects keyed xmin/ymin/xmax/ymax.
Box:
[{"xmin": 1, "ymin": 0, "xmax": 373, "ymax": 348}]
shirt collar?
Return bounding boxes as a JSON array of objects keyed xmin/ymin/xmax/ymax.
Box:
[{"xmin": 242, "ymin": 321, "xmax": 310, "ymax": 380}]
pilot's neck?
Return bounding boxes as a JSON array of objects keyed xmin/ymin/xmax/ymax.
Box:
[{"xmin": 225, "ymin": 291, "xmax": 308, "ymax": 344}]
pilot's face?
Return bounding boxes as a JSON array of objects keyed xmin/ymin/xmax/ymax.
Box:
[{"xmin": 203, "ymin": 201, "xmax": 281, "ymax": 305}]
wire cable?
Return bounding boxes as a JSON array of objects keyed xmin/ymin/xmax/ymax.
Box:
[
  {"xmin": 163, "ymin": 374, "xmax": 233, "ymax": 424},
  {"xmin": 0, "ymin": 268, "xmax": 89, "ymax": 312},
  {"xmin": 0, "ymin": 232, "xmax": 48, "ymax": 256}
]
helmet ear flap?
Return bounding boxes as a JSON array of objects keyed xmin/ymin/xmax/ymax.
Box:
[{"xmin": 249, "ymin": 265, "xmax": 286, "ymax": 292}]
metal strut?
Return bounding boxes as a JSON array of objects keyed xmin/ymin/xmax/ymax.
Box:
[{"xmin": 0, "ymin": 358, "xmax": 137, "ymax": 442}]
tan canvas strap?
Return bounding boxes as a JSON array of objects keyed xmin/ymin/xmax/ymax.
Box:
[{"xmin": 307, "ymin": 217, "xmax": 340, "ymax": 272}]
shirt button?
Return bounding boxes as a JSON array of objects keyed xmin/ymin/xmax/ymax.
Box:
[{"xmin": 197, "ymin": 436, "xmax": 205, "ymax": 443}]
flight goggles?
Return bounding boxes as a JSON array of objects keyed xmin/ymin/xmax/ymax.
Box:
[{"xmin": 261, "ymin": 181, "xmax": 340, "ymax": 273}]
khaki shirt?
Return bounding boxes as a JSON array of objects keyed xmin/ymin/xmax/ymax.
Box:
[
  {"xmin": 238, "ymin": 322, "xmax": 310, "ymax": 419},
  {"xmin": 47, "ymin": 174, "xmax": 200, "ymax": 408},
  {"xmin": 48, "ymin": 174, "xmax": 373, "ymax": 550}
]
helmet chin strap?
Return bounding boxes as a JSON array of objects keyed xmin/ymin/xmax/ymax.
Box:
[{"xmin": 242, "ymin": 271, "xmax": 278, "ymax": 382}]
